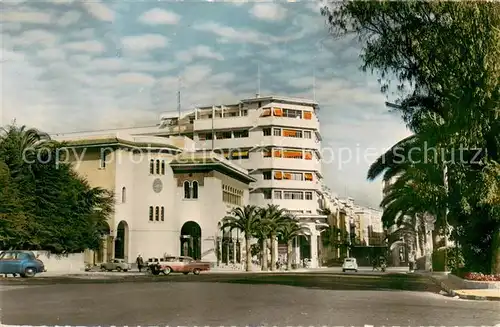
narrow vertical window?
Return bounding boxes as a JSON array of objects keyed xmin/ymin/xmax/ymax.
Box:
[
  {"xmin": 100, "ymin": 149, "xmax": 108, "ymax": 168},
  {"xmin": 149, "ymin": 206, "xmax": 153, "ymax": 221},
  {"xmin": 160, "ymin": 207, "xmax": 165, "ymax": 221},
  {"xmin": 121, "ymin": 187, "xmax": 126, "ymax": 203},
  {"xmin": 155, "ymin": 160, "xmax": 160, "ymax": 174},
  {"xmin": 155, "ymin": 206, "xmax": 159, "ymax": 221},
  {"xmin": 149, "ymin": 159, "xmax": 154, "ymax": 174},
  {"xmin": 184, "ymin": 181, "xmax": 191, "ymax": 199},
  {"xmin": 161, "ymin": 160, "xmax": 165, "ymax": 175},
  {"xmin": 192, "ymin": 181, "xmax": 199, "ymax": 199}
]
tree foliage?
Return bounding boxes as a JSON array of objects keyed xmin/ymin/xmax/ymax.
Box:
[
  {"xmin": 322, "ymin": 1, "xmax": 500, "ymax": 273},
  {"xmin": 0, "ymin": 124, "xmax": 114, "ymax": 253}
]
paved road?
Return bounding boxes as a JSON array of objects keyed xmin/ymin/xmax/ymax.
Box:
[{"xmin": 1, "ymin": 273, "xmax": 498, "ymax": 326}]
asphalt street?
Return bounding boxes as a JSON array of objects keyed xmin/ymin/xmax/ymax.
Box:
[{"xmin": 1, "ymin": 272, "xmax": 499, "ymax": 326}]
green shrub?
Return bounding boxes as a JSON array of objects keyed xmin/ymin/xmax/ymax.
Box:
[{"xmin": 432, "ymin": 247, "xmax": 464, "ymax": 272}]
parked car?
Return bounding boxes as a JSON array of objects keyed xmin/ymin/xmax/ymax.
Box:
[
  {"xmin": 342, "ymin": 257, "xmax": 358, "ymax": 272},
  {"xmin": 0, "ymin": 250, "xmax": 46, "ymax": 277},
  {"xmin": 100, "ymin": 259, "xmax": 130, "ymax": 272},
  {"xmin": 147, "ymin": 255, "xmax": 210, "ymax": 275}
]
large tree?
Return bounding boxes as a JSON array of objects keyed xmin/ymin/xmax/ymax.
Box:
[
  {"xmin": 322, "ymin": 1, "xmax": 500, "ymax": 273},
  {"xmin": 0, "ymin": 124, "xmax": 114, "ymax": 253}
]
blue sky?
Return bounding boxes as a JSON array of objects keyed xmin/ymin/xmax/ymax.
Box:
[{"xmin": 1, "ymin": 0, "xmax": 411, "ymax": 207}]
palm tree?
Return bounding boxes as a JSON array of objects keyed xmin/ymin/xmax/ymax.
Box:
[
  {"xmin": 220, "ymin": 205, "xmax": 261, "ymax": 272},
  {"xmin": 253, "ymin": 220, "xmax": 271, "ymax": 271},
  {"xmin": 0, "ymin": 124, "xmax": 52, "ymax": 178},
  {"xmin": 278, "ymin": 219, "xmax": 309, "ymax": 270},
  {"xmin": 260, "ymin": 204, "xmax": 291, "ymax": 271}
]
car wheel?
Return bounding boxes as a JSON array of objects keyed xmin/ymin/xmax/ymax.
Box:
[
  {"xmin": 100, "ymin": 266, "xmax": 106, "ymax": 271},
  {"xmin": 183, "ymin": 272, "xmax": 189, "ymax": 275},
  {"xmin": 123, "ymin": 269, "xmax": 128, "ymax": 272},
  {"xmin": 116, "ymin": 267, "xmax": 122, "ymax": 272},
  {"xmin": 23, "ymin": 267, "xmax": 36, "ymax": 278},
  {"xmin": 193, "ymin": 268, "xmax": 201, "ymax": 275},
  {"xmin": 164, "ymin": 266, "xmax": 172, "ymax": 275},
  {"xmin": 355, "ymin": 269, "xmax": 358, "ymax": 272}
]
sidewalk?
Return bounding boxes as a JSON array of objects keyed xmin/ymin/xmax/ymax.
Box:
[{"xmin": 413, "ymin": 270, "xmax": 500, "ymax": 301}]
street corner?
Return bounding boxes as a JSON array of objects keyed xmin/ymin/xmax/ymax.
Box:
[{"xmin": 452, "ymin": 289, "xmax": 500, "ymax": 301}]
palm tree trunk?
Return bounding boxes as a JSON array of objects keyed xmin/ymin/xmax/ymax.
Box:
[
  {"xmin": 270, "ymin": 233, "xmax": 276, "ymax": 271},
  {"xmin": 287, "ymin": 240, "xmax": 292, "ymax": 270},
  {"xmin": 245, "ymin": 236, "xmax": 252, "ymax": 272},
  {"xmin": 261, "ymin": 238, "xmax": 268, "ymax": 271}
]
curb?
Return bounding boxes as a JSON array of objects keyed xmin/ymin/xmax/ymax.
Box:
[
  {"xmin": 428, "ymin": 275, "xmax": 500, "ymax": 301},
  {"xmin": 454, "ymin": 294, "xmax": 500, "ymax": 301}
]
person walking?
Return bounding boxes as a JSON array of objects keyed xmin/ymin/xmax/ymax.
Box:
[{"xmin": 136, "ymin": 254, "xmax": 144, "ymax": 272}]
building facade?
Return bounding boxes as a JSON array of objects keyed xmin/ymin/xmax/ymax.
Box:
[
  {"xmin": 54, "ymin": 132, "xmax": 255, "ymax": 267},
  {"xmin": 53, "ymin": 95, "xmax": 329, "ymax": 268}
]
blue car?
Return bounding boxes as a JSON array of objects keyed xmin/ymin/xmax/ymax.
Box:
[{"xmin": 0, "ymin": 250, "xmax": 46, "ymax": 277}]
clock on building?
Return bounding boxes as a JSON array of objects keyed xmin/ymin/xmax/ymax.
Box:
[{"xmin": 153, "ymin": 178, "xmax": 163, "ymax": 193}]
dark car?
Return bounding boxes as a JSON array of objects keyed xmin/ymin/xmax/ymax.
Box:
[{"xmin": 0, "ymin": 250, "xmax": 46, "ymax": 277}]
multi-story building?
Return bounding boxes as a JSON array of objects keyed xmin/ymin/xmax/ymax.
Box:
[{"xmin": 53, "ymin": 95, "xmax": 329, "ymax": 268}]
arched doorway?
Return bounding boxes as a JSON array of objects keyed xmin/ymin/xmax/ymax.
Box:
[
  {"xmin": 114, "ymin": 220, "xmax": 129, "ymax": 260},
  {"xmin": 180, "ymin": 221, "xmax": 202, "ymax": 260}
]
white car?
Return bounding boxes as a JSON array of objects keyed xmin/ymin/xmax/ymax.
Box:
[{"xmin": 342, "ymin": 257, "xmax": 358, "ymax": 272}]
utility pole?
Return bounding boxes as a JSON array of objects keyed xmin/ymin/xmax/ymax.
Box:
[
  {"xmin": 211, "ymin": 105, "xmax": 215, "ymax": 151},
  {"xmin": 256, "ymin": 61, "xmax": 261, "ymax": 98},
  {"xmin": 177, "ymin": 76, "xmax": 181, "ymax": 136}
]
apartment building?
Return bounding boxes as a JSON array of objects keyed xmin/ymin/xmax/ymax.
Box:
[{"xmin": 53, "ymin": 95, "xmax": 328, "ymax": 268}]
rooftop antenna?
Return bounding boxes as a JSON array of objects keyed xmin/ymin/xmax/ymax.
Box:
[
  {"xmin": 177, "ymin": 76, "xmax": 181, "ymax": 136},
  {"xmin": 313, "ymin": 65, "xmax": 316, "ymax": 102},
  {"xmin": 256, "ymin": 61, "xmax": 261, "ymax": 98}
]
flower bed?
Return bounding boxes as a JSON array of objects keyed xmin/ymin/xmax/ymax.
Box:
[{"xmin": 463, "ymin": 272, "xmax": 500, "ymax": 282}]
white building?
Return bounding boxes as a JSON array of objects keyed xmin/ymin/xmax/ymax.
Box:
[
  {"xmin": 53, "ymin": 95, "xmax": 329, "ymax": 268},
  {"xmin": 53, "ymin": 133, "xmax": 255, "ymax": 267}
]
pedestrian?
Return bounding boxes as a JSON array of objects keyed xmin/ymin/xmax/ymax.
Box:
[
  {"xmin": 409, "ymin": 251, "xmax": 416, "ymax": 272},
  {"xmin": 136, "ymin": 254, "xmax": 144, "ymax": 272}
]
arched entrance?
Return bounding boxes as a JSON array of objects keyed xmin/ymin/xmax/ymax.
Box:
[
  {"xmin": 114, "ymin": 220, "xmax": 129, "ymax": 260},
  {"xmin": 180, "ymin": 221, "xmax": 202, "ymax": 260}
]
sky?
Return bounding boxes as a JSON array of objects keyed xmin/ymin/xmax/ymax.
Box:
[{"xmin": 1, "ymin": 0, "xmax": 411, "ymax": 208}]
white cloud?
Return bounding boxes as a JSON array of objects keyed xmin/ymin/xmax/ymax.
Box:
[
  {"xmin": 81, "ymin": 1, "xmax": 115, "ymax": 22},
  {"xmin": 193, "ymin": 22, "xmax": 269, "ymax": 45},
  {"xmin": 71, "ymin": 28, "xmax": 94, "ymax": 39},
  {"xmin": 176, "ymin": 46, "xmax": 224, "ymax": 63},
  {"xmin": 1, "ymin": 10, "xmax": 52, "ymax": 24},
  {"xmin": 182, "ymin": 65, "xmax": 213, "ymax": 86},
  {"xmin": 138, "ymin": 8, "xmax": 180, "ymax": 25},
  {"xmin": 57, "ymin": 10, "xmax": 81, "ymax": 26},
  {"xmin": 63, "ymin": 40, "xmax": 105, "ymax": 53},
  {"xmin": 117, "ymin": 73, "xmax": 156, "ymax": 86},
  {"xmin": 37, "ymin": 48, "xmax": 66, "ymax": 61},
  {"xmin": 13, "ymin": 30, "xmax": 58, "ymax": 47},
  {"xmin": 250, "ymin": 3, "xmax": 287, "ymax": 21},
  {"xmin": 121, "ymin": 34, "xmax": 168, "ymax": 52}
]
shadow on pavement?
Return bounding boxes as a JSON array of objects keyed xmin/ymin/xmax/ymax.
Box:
[{"xmin": 0, "ymin": 272, "xmax": 441, "ymax": 293}]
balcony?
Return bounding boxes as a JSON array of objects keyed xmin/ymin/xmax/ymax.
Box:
[
  {"xmin": 258, "ymin": 116, "xmax": 319, "ymax": 130},
  {"xmin": 194, "ymin": 116, "xmax": 253, "ymax": 131},
  {"xmin": 254, "ymin": 178, "xmax": 321, "ymax": 191},
  {"xmin": 260, "ymin": 136, "xmax": 319, "ymax": 150},
  {"xmin": 195, "ymin": 137, "xmax": 252, "ymax": 150},
  {"xmin": 249, "ymin": 154, "xmax": 322, "ymax": 172}
]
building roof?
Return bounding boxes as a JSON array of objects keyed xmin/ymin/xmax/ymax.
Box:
[
  {"xmin": 54, "ymin": 133, "xmax": 181, "ymax": 151},
  {"xmin": 240, "ymin": 95, "xmax": 318, "ymax": 106},
  {"xmin": 170, "ymin": 151, "xmax": 256, "ymax": 184}
]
